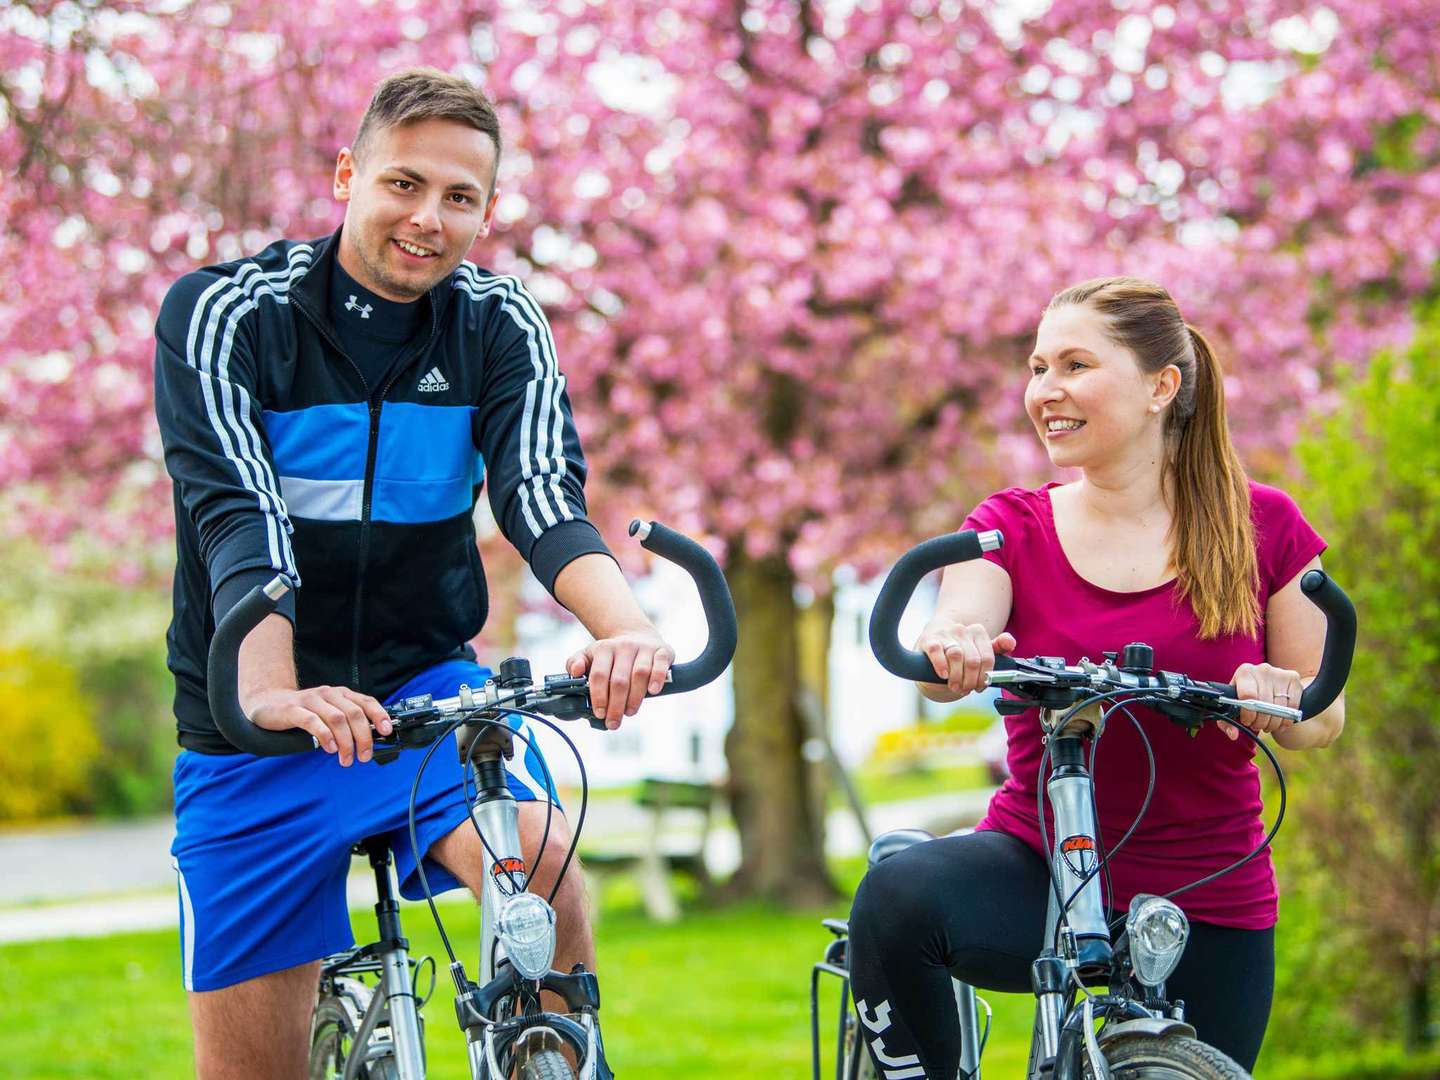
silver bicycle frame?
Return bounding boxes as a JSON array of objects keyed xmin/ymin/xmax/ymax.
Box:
[
  {"xmin": 384, "ymin": 938, "xmax": 426, "ymax": 1080},
  {"xmin": 350, "ymin": 744, "xmax": 528, "ymax": 1080},
  {"xmin": 1026, "ymin": 707, "xmax": 1111, "ymax": 1079},
  {"xmin": 945, "ymin": 707, "xmax": 1114, "ymax": 1080},
  {"xmin": 341, "ymin": 850, "xmax": 426, "ymax": 1080},
  {"xmin": 464, "ymin": 746, "xmax": 529, "ymax": 1080},
  {"xmin": 953, "ymin": 979, "xmax": 982, "ymax": 1079}
]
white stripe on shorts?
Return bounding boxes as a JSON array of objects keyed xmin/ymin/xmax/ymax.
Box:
[{"xmin": 173, "ymin": 855, "xmax": 197, "ymax": 992}]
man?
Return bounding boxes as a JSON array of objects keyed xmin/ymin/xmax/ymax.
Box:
[{"xmin": 155, "ymin": 68, "xmax": 671, "ymax": 1079}]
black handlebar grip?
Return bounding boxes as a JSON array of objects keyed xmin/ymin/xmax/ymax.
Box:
[
  {"xmin": 629, "ymin": 519, "xmax": 738, "ymax": 694},
  {"xmin": 1296, "ymin": 569, "xmax": 1356, "ymax": 719},
  {"xmin": 206, "ymin": 576, "xmax": 315, "ymax": 756},
  {"xmin": 868, "ymin": 530, "xmax": 1013, "ymax": 684},
  {"xmin": 1202, "ymin": 570, "xmax": 1355, "ymax": 720}
]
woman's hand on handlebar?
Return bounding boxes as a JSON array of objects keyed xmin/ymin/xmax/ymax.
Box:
[
  {"xmin": 1222, "ymin": 662, "xmax": 1304, "ymax": 741},
  {"xmin": 245, "ymin": 686, "xmax": 393, "ymax": 765},
  {"xmin": 565, "ymin": 626, "xmax": 675, "ymax": 730},
  {"xmin": 915, "ymin": 622, "xmax": 1016, "ymax": 700}
]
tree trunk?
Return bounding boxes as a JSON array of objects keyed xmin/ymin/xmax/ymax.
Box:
[
  {"xmin": 1406, "ymin": 962, "xmax": 1432, "ymax": 1050},
  {"xmin": 722, "ymin": 554, "xmax": 837, "ymax": 904},
  {"xmin": 797, "ymin": 589, "xmax": 836, "ymax": 847}
]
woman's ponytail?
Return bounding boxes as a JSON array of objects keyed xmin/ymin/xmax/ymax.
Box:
[{"xmin": 1169, "ymin": 325, "xmax": 1260, "ymax": 640}]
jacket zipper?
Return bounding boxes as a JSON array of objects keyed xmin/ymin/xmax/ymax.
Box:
[{"xmin": 291, "ymin": 289, "xmax": 443, "ymax": 689}]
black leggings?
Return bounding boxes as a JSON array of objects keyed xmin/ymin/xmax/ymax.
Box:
[{"xmin": 847, "ymin": 830, "xmax": 1274, "ymax": 1077}]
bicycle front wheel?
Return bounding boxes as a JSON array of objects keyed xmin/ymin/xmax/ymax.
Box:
[
  {"xmin": 308, "ymin": 994, "xmax": 400, "ymax": 1080},
  {"xmin": 843, "ymin": 1016, "xmax": 878, "ymax": 1080},
  {"xmin": 517, "ymin": 1047, "xmax": 577, "ymax": 1080},
  {"xmin": 1094, "ymin": 1035, "xmax": 1251, "ymax": 1080}
]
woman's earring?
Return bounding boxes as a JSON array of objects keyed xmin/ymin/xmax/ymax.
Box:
[{"xmin": 1149, "ymin": 404, "xmax": 1160, "ymax": 413}]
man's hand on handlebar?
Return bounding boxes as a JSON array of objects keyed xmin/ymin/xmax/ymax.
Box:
[
  {"xmin": 916, "ymin": 622, "xmax": 1016, "ymax": 699},
  {"xmin": 244, "ymin": 685, "xmax": 394, "ymax": 765},
  {"xmin": 1221, "ymin": 662, "xmax": 1305, "ymax": 742},
  {"xmin": 565, "ymin": 626, "xmax": 676, "ymax": 729},
  {"xmin": 208, "ymin": 522, "xmax": 736, "ymax": 756}
]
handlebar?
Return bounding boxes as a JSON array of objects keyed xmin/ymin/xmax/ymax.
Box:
[
  {"xmin": 868, "ymin": 528, "xmax": 1356, "ymax": 724},
  {"xmin": 206, "ymin": 519, "xmax": 738, "ymax": 756},
  {"xmin": 1292, "ymin": 569, "xmax": 1355, "ymax": 718},
  {"xmin": 867, "ymin": 529, "xmax": 1012, "ymax": 684},
  {"xmin": 627, "ymin": 519, "xmax": 738, "ymax": 694},
  {"xmin": 207, "ymin": 576, "xmax": 312, "ymax": 756}
]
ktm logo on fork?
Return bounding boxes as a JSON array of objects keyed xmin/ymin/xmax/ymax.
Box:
[
  {"xmin": 1060, "ymin": 835, "xmax": 1098, "ymax": 877},
  {"xmin": 491, "ymin": 857, "xmax": 527, "ymax": 896}
]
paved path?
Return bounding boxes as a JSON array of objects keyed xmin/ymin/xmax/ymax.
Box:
[
  {"xmin": 0, "ymin": 817, "xmax": 179, "ymax": 906},
  {"xmin": 0, "ymin": 789, "xmax": 992, "ymax": 944}
]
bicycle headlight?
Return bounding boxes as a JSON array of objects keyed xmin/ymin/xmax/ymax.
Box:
[
  {"xmin": 497, "ymin": 892, "xmax": 557, "ymax": 980},
  {"xmin": 1125, "ymin": 894, "xmax": 1189, "ymax": 988}
]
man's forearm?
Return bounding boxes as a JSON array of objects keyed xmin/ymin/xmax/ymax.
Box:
[
  {"xmin": 237, "ymin": 613, "xmax": 300, "ymax": 712},
  {"xmin": 552, "ymin": 552, "xmax": 655, "ymax": 638}
]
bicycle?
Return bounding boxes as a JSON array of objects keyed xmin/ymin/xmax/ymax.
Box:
[
  {"xmin": 207, "ymin": 519, "xmax": 738, "ymax": 1080},
  {"xmin": 811, "ymin": 527, "xmax": 1355, "ymax": 1080}
]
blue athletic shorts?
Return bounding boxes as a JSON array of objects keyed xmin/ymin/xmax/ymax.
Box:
[{"xmin": 170, "ymin": 658, "xmax": 559, "ymax": 992}]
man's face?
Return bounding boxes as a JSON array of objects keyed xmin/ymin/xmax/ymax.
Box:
[{"xmin": 333, "ymin": 118, "xmax": 500, "ymax": 302}]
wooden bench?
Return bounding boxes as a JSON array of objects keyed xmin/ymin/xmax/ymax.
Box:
[{"xmin": 582, "ymin": 778, "xmax": 718, "ymax": 922}]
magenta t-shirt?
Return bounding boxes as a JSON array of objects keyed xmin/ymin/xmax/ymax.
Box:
[{"xmin": 965, "ymin": 481, "xmax": 1326, "ymax": 929}]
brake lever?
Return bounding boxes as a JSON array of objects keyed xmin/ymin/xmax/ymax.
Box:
[
  {"xmin": 986, "ymin": 669, "xmax": 1055, "ymax": 687},
  {"xmin": 1215, "ymin": 697, "xmax": 1304, "ymax": 724}
]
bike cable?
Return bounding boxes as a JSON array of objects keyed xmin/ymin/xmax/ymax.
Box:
[
  {"xmin": 414, "ymin": 954, "xmax": 438, "ymax": 1009},
  {"xmin": 460, "ymin": 715, "xmax": 556, "ymax": 897},
  {"xmin": 1103, "ymin": 714, "xmax": 1290, "ymax": 935},
  {"xmin": 1044, "ymin": 694, "xmax": 1159, "ymax": 956},
  {"xmin": 400, "ymin": 698, "xmax": 598, "ymax": 976},
  {"xmin": 404, "ymin": 709, "xmax": 562, "ymax": 976},
  {"xmin": 460, "ymin": 705, "xmax": 594, "ymax": 908},
  {"xmin": 1160, "ymin": 721, "xmax": 1287, "ymax": 902},
  {"xmin": 1057, "ymin": 699, "xmax": 1159, "ymax": 1001},
  {"xmin": 496, "ymin": 708, "xmax": 592, "ymax": 907},
  {"xmin": 1032, "ymin": 688, "xmax": 1157, "ymax": 941},
  {"xmin": 1082, "ymin": 700, "xmax": 1154, "ymax": 916},
  {"xmin": 407, "ymin": 714, "xmax": 471, "ymax": 966},
  {"xmin": 1055, "ymin": 692, "xmax": 1286, "ymax": 944}
]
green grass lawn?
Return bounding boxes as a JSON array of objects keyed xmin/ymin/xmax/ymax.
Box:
[
  {"xmin": 0, "ymin": 868, "xmax": 1036, "ymax": 1080},
  {"xmin": 3, "ymin": 870, "xmax": 1429, "ymax": 1079}
]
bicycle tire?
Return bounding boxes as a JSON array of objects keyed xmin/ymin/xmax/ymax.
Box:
[
  {"xmin": 307, "ymin": 994, "xmax": 400, "ymax": 1080},
  {"xmin": 844, "ymin": 1017, "xmax": 877, "ymax": 1080},
  {"xmin": 517, "ymin": 1047, "xmax": 577, "ymax": 1080},
  {"xmin": 1092, "ymin": 1034, "xmax": 1251, "ymax": 1080}
]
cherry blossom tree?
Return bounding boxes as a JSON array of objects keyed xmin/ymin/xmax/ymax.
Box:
[{"xmin": 3, "ymin": 0, "xmax": 1437, "ymax": 899}]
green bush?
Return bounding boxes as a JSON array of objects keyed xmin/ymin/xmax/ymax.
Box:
[
  {"xmin": 0, "ymin": 645, "xmax": 100, "ymax": 821},
  {"xmin": 0, "ymin": 542, "xmax": 175, "ymax": 820},
  {"xmin": 1285, "ymin": 301, "xmax": 1440, "ymax": 1050},
  {"xmin": 83, "ymin": 648, "xmax": 177, "ymax": 816}
]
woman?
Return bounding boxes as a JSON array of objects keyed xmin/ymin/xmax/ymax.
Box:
[{"xmin": 847, "ymin": 277, "xmax": 1343, "ymax": 1076}]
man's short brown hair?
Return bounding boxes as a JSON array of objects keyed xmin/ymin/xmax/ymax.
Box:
[{"xmin": 351, "ymin": 68, "xmax": 502, "ymax": 189}]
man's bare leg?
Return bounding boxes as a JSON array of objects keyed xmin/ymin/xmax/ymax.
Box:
[
  {"xmin": 430, "ymin": 801, "xmax": 596, "ymax": 977},
  {"xmin": 188, "ymin": 961, "xmax": 321, "ymax": 1080}
]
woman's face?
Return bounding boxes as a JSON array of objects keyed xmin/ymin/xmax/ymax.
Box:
[{"xmin": 1024, "ymin": 303, "xmax": 1173, "ymax": 471}]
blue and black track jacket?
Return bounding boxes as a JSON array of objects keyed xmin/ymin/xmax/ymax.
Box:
[{"xmin": 155, "ymin": 230, "xmax": 611, "ymax": 753}]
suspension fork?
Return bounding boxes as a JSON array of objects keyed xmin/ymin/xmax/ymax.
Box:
[
  {"xmin": 452, "ymin": 738, "xmax": 528, "ymax": 1080},
  {"xmin": 466, "ymin": 745, "xmax": 527, "ymax": 988}
]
